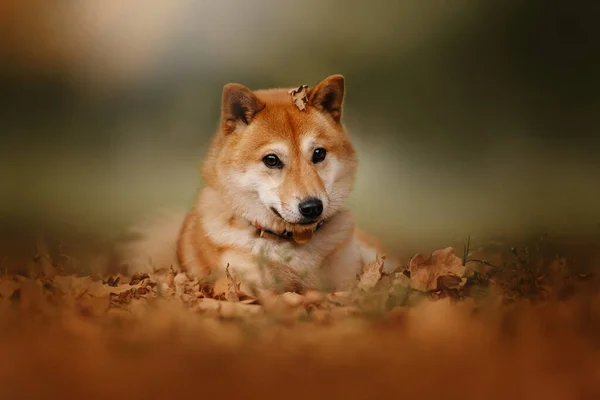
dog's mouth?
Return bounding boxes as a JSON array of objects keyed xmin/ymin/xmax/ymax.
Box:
[
  {"xmin": 298, "ymin": 219, "xmax": 319, "ymax": 226},
  {"xmin": 269, "ymin": 207, "xmax": 320, "ymax": 227}
]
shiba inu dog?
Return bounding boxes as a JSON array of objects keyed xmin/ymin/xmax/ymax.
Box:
[{"xmin": 120, "ymin": 75, "xmax": 396, "ymax": 293}]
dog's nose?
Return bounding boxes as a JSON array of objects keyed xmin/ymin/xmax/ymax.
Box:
[{"xmin": 298, "ymin": 197, "xmax": 323, "ymax": 218}]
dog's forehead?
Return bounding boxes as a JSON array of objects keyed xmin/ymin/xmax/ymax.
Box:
[{"xmin": 253, "ymin": 105, "xmax": 325, "ymax": 141}]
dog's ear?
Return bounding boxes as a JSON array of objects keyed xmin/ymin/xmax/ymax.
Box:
[
  {"xmin": 308, "ymin": 75, "xmax": 345, "ymax": 123},
  {"xmin": 221, "ymin": 83, "xmax": 265, "ymax": 133}
]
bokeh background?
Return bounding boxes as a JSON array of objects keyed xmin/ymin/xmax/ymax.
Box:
[{"xmin": 1, "ymin": 0, "xmax": 599, "ymax": 263}]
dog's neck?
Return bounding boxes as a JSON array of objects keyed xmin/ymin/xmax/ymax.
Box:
[{"xmin": 252, "ymin": 220, "xmax": 325, "ymax": 243}]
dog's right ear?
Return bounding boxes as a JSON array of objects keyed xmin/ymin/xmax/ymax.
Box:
[{"xmin": 221, "ymin": 83, "xmax": 265, "ymax": 133}]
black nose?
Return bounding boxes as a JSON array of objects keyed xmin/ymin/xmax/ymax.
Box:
[{"xmin": 298, "ymin": 197, "xmax": 323, "ymax": 218}]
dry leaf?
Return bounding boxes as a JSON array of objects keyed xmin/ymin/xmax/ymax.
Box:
[
  {"xmin": 310, "ymin": 307, "xmax": 332, "ymax": 325},
  {"xmin": 104, "ymin": 276, "xmax": 120, "ymax": 287},
  {"xmin": 212, "ymin": 266, "xmax": 253, "ymax": 303},
  {"xmin": 212, "ymin": 276, "xmax": 228, "ymax": 300},
  {"xmin": 393, "ymin": 272, "xmax": 412, "ymax": 288},
  {"xmin": 409, "ymin": 247, "xmax": 466, "ymax": 292},
  {"xmin": 326, "ymin": 291, "xmax": 353, "ymax": 306},
  {"xmin": 281, "ymin": 292, "xmax": 304, "ymax": 308},
  {"xmin": 34, "ymin": 237, "xmax": 61, "ymax": 278},
  {"xmin": 225, "ymin": 265, "xmax": 241, "ymax": 302},
  {"xmin": 129, "ymin": 272, "xmax": 150, "ymax": 286},
  {"xmin": 258, "ymin": 290, "xmax": 286, "ymax": 313},
  {"xmin": 10, "ymin": 288, "xmax": 21, "ymax": 302},
  {"xmin": 240, "ymin": 298, "xmax": 260, "ymax": 305},
  {"xmin": 0, "ymin": 279, "xmax": 20, "ymax": 298},
  {"xmin": 437, "ymin": 274, "xmax": 463, "ymax": 291},
  {"xmin": 304, "ymin": 290, "xmax": 325, "ymax": 305},
  {"xmin": 288, "ymin": 85, "xmax": 309, "ymax": 111},
  {"xmin": 173, "ymin": 272, "xmax": 189, "ymax": 296},
  {"xmin": 357, "ymin": 253, "xmax": 386, "ymax": 291},
  {"xmin": 195, "ymin": 298, "xmax": 262, "ymax": 318},
  {"xmin": 198, "ymin": 281, "xmax": 214, "ymax": 298}
]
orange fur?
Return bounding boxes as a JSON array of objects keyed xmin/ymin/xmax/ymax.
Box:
[{"xmin": 120, "ymin": 75, "xmax": 397, "ymax": 292}]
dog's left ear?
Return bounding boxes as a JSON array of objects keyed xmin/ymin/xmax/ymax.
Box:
[{"xmin": 308, "ymin": 75, "xmax": 345, "ymax": 123}]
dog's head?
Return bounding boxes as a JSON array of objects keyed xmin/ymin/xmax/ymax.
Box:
[{"xmin": 204, "ymin": 75, "xmax": 357, "ymax": 233}]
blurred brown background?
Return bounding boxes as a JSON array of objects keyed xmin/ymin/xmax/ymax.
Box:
[{"xmin": 1, "ymin": 0, "xmax": 599, "ymax": 261}]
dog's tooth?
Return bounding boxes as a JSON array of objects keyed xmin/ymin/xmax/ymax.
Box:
[{"xmin": 260, "ymin": 229, "xmax": 265, "ymax": 238}]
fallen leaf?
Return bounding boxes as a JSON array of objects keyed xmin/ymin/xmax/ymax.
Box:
[
  {"xmin": 357, "ymin": 253, "xmax": 386, "ymax": 291},
  {"xmin": 288, "ymin": 85, "xmax": 309, "ymax": 111},
  {"xmin": 326, "ymin": 291, "xmax": 352, "ymax": 306},
  {"xmin": 281, "ymin": 292, "xmax": 304, "ymax": 308},
  {"xmin": 104, "ymin": 276, "xmax": 120, "ymax": 287},
  {"xmin": 310, "ymin": 307, "xmax": 332, "ymax": 325},
  {"xmin": 225, "ymin": 265, "xmax": 241, "ymax": 302},
  {"xmin": 393, "ymin": 272, "xmax": 412, "ymax": 288},
  {"xmin": 195, "ymin": 298, "xmax": 262, "ymax": 318},
  {"xmin": 304, "ymin": 290, "xmax": 325, "ymax": 305},
  {"xmin": 437, "ymin": 274, "xmax": 464, "ymax": 291},
  {"xmin": 129, "ymin": 272, "xmax": 150, "ymax": 286},
  {"xmin": 10, "ymin": 288, "xmax": 21, "ymax": 302},
  {"xmin": 140, "ymin": 278, "xmax": 157, "ymax": 289},
  {"xmin": 409, "ymin": 247, "xmax": 466, "ymax": 292},
  {"xmin": 132, "ymin": 286, "xmax": 150, "ymax": 298},
  {"xmin": 212, "ymin": 276, "xmax": 228, "ymax": 300},
  {"xmin": 0, "ymin": 279, "xmax": 20, "ymax": 298},
  {"xmin": 34, "ymin": 237, "xmax": 61, "ymax": 278},
  {"xmin": 109, "ymin": 290, "xmax": 132, "ymax": 307}
]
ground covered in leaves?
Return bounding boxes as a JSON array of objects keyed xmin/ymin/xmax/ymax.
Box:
[{"xmin": 1, "ymin": 235, "xmax": 600, "ymax": 399}]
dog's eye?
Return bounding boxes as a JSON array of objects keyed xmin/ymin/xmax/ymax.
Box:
[
  {"xmin": 263, "ymin": 154, "xmax": 283, "ymax": 169},
  {"xmin": 312, "ymin": 148, "xmax": 327, "ymax": 163}
]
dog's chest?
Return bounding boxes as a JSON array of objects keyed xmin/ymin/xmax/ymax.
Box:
[
  {"xmin": 220, "ymin": 227, "xmax": 328, "ymax": 270},
  {"xmin": 204, "ymin": 217, "xmax": 342, "ymax": 272}
]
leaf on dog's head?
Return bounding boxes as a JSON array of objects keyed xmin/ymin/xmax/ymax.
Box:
[
  {"xmin": 288, "ymin": 85, "xmax": 309, "ymax": 111},
  {"xmin": 409, "ymin": 247, "xmax": 466, "ymax": 292},
  {"xmin": 357, "ymin": 253, "xmax": 386, "ymax": 291}
]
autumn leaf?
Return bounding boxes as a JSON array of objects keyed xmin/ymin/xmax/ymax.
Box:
[
  {"xmin": 104, "ymin": 276, "xmax": 120, "ymax": 287},
  {"xmin": 326, "ymin": 291, "xmax": 353, "ymax": 307},
  {"xmin": 129, "ymin": 272, "xmax": 150, "ymax": 286},
  {"xmin": 212, "ymin": 266, "xmax": 253, "ymax": 303},
  {"xmin": 288, "ymin": 85, "xmax": 309, "ymax": 111},
  {"xmin": 10, "ymin": 288, "xmax": 21, "ymax": 302},
  {"xmin": 0, "ymin": 279, "xmax": 20, "ymax": 299},
  {"xmin": 109, "ymin": 290, "xmax": 132, "ymax": 307},
  {"xmin": 281, "ymin": 292, "xmax": 304, "ymax": 308},
  {"xmin": 225, "ymin": 265, "xmax": 241, "ymax": 302},
  {"xmin": 409, "ymin": 247, "xmax": 466, "ymax": 292},
  {"xmin": 437, "ymin": 274, "xmax": 463, "ymax": 291},
  {"xmin": 34, "ymin": 237, "xmax": 61, "ymax": 278},
  {"xmin": 212, "ymin": 275, "xmax": 228, "ymax": 300},
  {"xmin": 195, "ymin": 298, "xmax": 262, "ymax": 318},
  {"xmin": 198, "ymin": 280, "xmax": 214, "ymax": 298},
  {"xmin": 357, "ymin": 253, "xmax": 386, "ymax": 291}
]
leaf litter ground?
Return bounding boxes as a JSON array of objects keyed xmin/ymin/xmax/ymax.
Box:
[{"xmin": 1, "ymin": 235, "xmax": 600, "ymax": 399}]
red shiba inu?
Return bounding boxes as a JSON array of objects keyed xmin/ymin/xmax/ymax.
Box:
[{"xmin": 120, "ymin": 75, "xmax": 396, "ymax": 293}]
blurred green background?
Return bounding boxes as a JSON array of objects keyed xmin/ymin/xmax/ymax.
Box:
[{"xmin": 1, "ymin": 0, "xmax": 599, "ymax": 259}]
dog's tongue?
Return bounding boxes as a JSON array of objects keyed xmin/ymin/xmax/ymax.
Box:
[{"xmin": 293, "ymin": 230, "xmax": 313, "ymax": 244}]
